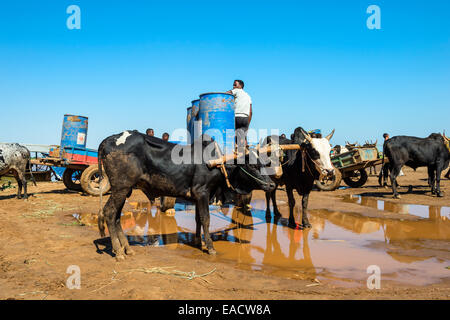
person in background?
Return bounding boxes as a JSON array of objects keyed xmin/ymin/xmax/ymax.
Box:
[
  {"xmin": 227, "ymin": 80, "xmax": 252, "ymax": 149},
  {"xmin": 379, "ymin": 133, "xmax": 390, "ymax": 184},
  {"xmin": 146, "ymin": 128, "xmax": 154, "ymax": 136},
  {"xmin": 280, "ymin": 133, "xmax": 286, "ymax": 139},
  {"xmin": 160, "ymin": 132, "xmax": 173, "ymax": 212},
  {"xmin": 308, "ymin": 129, "xmax": 322, "ymax": 138}
]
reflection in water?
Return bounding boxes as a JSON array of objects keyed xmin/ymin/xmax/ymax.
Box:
[
  {"xmin": 76, "ymin": 198, "xmax": 450, "ymax": 286},
  {"xmin": 313, "ymin": 209, "xmax": 450, "ymax": 242},
  {"xmin": 342, "ymin": 194, "xmax": 450, "ymax": 219}
]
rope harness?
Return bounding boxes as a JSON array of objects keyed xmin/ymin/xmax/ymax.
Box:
[
  {"xmin": 213, "ymin": 142, "xmax": 277, "ymax": 190},
  {"xmin": 238, "ymin": 166, "xmax": 273, "ymax": 187},
  {"xmin": 213, "ymin": 141, "xmax": 328, "ymax": 190},
  {"xmin": 300, "ymin": 148, "xmax": 323, "ymax": 179}
]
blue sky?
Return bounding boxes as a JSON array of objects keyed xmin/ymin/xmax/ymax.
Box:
[{"xmin": 0, "ymin": 0, "xmax": 449, "ymax": 148}]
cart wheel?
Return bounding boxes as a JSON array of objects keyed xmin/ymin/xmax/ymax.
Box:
[
  {"xmin": 315, "ymin": 169, "xmax": 342, "ymax": 191},
  {"xmin": 343, "ymin": 169, "xmax": 368, "ymax": 188},
  {"xmin": 62, "ymin": 168, "xmax": 83, "ymax": 191},
  {"xmin": 80, "ymin": 164, "xmax": 111, "ymax": 196}
]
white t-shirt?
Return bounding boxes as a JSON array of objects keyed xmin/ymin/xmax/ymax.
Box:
[{"xmin": 231, "ymin": 88, "xmax": 252, "ymax": 117}]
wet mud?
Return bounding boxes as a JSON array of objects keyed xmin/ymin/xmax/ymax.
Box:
[
  {"xmin": 75, "ymin": 196, "xmax": 450, "ymax": 287},
  {"xmin": 1, "ymin": 167, "xmax": 449, "ymax": 299}
]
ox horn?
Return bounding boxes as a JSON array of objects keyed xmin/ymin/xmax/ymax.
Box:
[
  {"xmin": 443, "ymin": 130, "xmax": 449, "ymax": 142},
  {"xmin": 325, "ymin": 129, "xmax": 335, "ymax": 141},
  {"xmin": 300, "ymin": 128, "xmax": 312, "ymax": 142}
]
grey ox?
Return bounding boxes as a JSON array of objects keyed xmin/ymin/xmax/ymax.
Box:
[{"xmin": 0, "ymin": 143, "xmax": 36, "ymax": 199}]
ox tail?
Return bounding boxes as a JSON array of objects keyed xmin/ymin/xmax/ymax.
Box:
[
  {"xmin": 97, "ymin": 151, "xmax": 106, "ymax": 238},
  {"xmin": 27, "ymin": 160, "xmax": 37, "ymax": 186}
]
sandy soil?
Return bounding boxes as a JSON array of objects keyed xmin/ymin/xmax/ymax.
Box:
[{"xmin": 0, "ymin": 166, "xmax": 449, "ymax": 300}]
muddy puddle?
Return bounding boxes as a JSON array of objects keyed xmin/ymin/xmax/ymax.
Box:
[
  {"xmin": 342, "ymin": 194, "xmax": 450, "ymax": 219},
  {"xmin": 75, "ymin": 199, "xmax": 450, "ymax": 287}
]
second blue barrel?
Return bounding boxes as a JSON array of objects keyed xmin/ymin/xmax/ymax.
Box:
[
  {"xmin": 190, "ymin": 99, "xmax": 200, "ymax": 143},
  {"xmin": 186, "ymin": 106, "xmax": 193, "ymax": 144},
  {"xmin": 198, "ymin": 92, "xmax": 235, "ymax": 153},
  {"xmin": 60, "ymin": 114, "xmax": 88, "ymax": 156}
]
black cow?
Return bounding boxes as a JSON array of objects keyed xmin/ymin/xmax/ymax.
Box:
[
  {"xmin": 380, "ymin": 133, "xmax": 450, "ymax": 198},
  {"xmin": 263, "ymin": 127, "xmax": 335, "ymax": 228},
  {"xmin": 0, "ymin": 143, "xmax": 36, "ymax": 199},
  {"xmin": 97, "ymin": 130, "xmax": 276, "ymax": 260}
]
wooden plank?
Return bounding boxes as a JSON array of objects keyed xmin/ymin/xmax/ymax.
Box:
[{"xmin": 208, "ymin": 144, "xmax": 301, "ymax": 167}]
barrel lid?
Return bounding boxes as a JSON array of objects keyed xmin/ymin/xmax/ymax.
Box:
[
  {"xmin": 64, "ymin": 114, "xmax": 88, "ymax": 119},
  {"xmin": 199, "ymin": 92, "xmax": 234, "ymax": 98}
]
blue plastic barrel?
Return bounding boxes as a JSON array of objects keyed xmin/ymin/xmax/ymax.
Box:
[
  {"xmin": 60, "ymin": 114, "xmax": 88, "ymax": 156},
  {"xmin": 198, "ymin": 92, "xmax": 235, "ymax": 153},
  {"xmin": 190, "ymin": 99, "xmax": 200, "ymax": 143},
  {"xmin": 186, "ymin": 106, "xmax": 193, "ymax": 144}
]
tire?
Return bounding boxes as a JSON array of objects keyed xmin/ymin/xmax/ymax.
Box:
[
  {"xmin": 80, "ymin": 164, "xmax": 111, "ymax": 196},
  {"xmin": 62, "ymin": 168, "xmax": 83, "ymax": 191},
  {"xmin": 315, "ymin": 169, "xmax": 342, "ymax": 191},
  {"xmin": 343, "ymin": 169, "xmax": 368, "ymax": 188}
]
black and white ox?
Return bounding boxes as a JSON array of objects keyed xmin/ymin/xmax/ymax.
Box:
[
  {"xmin": 97, "ymin": 130, "xmax": 276, "ymax": 260},
  {"xmin": 0, "ymin": 143, "xmax": 35, "ymax": 199},
  {"xmin": 263, "ymin": 127, "xmax": 335, "ymax": 228}
]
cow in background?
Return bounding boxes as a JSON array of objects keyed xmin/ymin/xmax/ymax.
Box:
[
  {"xmin": 380, "ymin": 133, "xmax": 450, "ymax": 198},
  {"xmin": 0, "ymin": 143, "xmax": 36, "ymax": 199}
]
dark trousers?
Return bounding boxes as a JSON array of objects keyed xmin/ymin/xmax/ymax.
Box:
[{"xmin": 235, "ymin": 116, "xmax": 249, "ymax": 148}]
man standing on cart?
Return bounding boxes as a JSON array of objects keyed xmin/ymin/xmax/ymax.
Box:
[{"xmin": 227, "ymin": 80, "xmax": 252, "ymax": 149}]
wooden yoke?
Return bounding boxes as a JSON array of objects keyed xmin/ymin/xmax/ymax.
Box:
[{"xmin": 207, "ymin": 144, "xmax": 302, "ymax": 168}]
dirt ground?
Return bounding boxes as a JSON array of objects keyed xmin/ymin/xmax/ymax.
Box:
[{"xmin": 0, "ymin": 166, "xmax": 449, "ymax": 300}]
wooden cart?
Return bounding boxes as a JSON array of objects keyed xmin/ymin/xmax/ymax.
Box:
[
  {"xmin": 315, "ymin": 146, "xmax": 384, "ymax": 191},
  {"xmin": 30, "ymin": 145, "xmax": 110, "ymax": 196}
]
